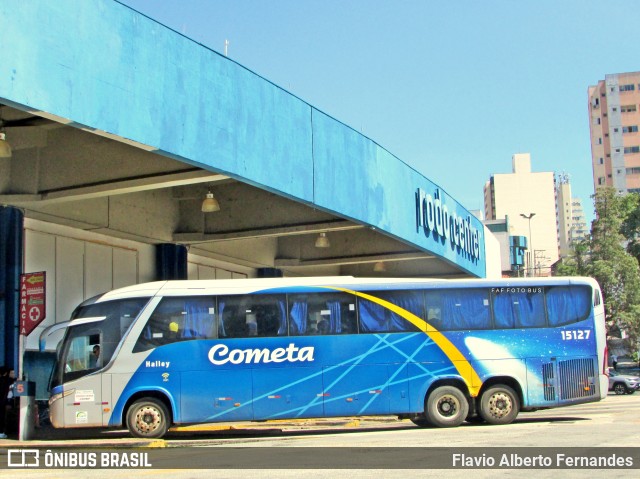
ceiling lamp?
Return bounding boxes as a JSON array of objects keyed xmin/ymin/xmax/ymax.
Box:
[
  {"xmin": 373, "ymin": 261, "xmax": 386, "ymax": 272},
  {"xmin": 0, "ymin": 131, "xmax": 10, "ymax": 158},
  {"xmin": 201, "ymin": 190, "xmax": 220, "ymax": 213},
  {"xmin": 315, "ymin": 232, "xmax": 330, "ymax": 248}
]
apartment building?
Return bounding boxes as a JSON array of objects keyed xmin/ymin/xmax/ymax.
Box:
[
  {"xmin": 589, "ymin": 72, "xmax": 640, "ymax": 193},
  {"xmin": 556, "ymin": 174, "xmax": 589, "ymax": 257},
  {"xmin": 484, "ymin": 154, "xmax": 560, "ymax": 276}
]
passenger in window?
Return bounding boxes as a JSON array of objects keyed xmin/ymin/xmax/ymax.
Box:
[
  {"xmin": 317, "ymin": 319, "xmax": 330, "ymax": 335},
  {"xmin": 168, "ymin": 321, "xmax": 181, "ymax": 339},
  {"xmin": 259, "ymin": 309, "xmax": 279, "ymax": 336},
  {"xmin": 89, "ymin": 345, "xmax": 100, "ymax": 368}
]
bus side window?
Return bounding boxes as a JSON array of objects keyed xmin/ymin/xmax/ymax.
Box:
[
  {"xmin": 133, "ymin": 296, "xmax": 216, "ymax": 352},
  {"xmin": 359, "ymin": 291, "xmax": 422, "ymax": 333},
  {"xmin": 546, "ymin": 286, "xmax": 592, "ymax": 326},
  {"xmin": 594, "ymin": 289, "xmax": 602, "ymax": 307},
  {"xmin": 425, "ymin": 292, "xmax": 445, "ymax": 330},
  {"xmin": 426, "ymin": 289, "xmax": 490, "ymax": 330},
  {"xmin": 219, "ymin": 295, "xmax": 287, "ymax": 338},
  {"xmin": 289, "ymin": 292, "xmax": 356, "ymax": 335},
  {"xmin": 492, "ymin": 289, "xmax": 545, "ymax": 329}
]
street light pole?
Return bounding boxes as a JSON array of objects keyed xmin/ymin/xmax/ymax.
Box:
[{"xmin": 520, "ymin": 213, "xmax": 536, "ymax": 277}]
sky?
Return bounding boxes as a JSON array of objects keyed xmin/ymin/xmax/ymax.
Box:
[{"xmin": 118, "ymin": 0, "xmax": 640, "ymax": 224}]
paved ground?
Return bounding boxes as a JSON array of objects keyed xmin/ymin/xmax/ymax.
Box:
[{"xmin": 1, "ymin": 393, "xmax": 639, "ymax": 479}]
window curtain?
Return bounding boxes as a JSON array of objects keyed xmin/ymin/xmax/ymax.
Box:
[
  {"xmin": 276, "ymin": 300, "xmax": 287, "ymax": 335},
  {"xmin": 443, "ymin": 290, "xmax": 490, "ymax": 330},
  {"xmin": 377, "ymin": 292, "xmax": 422, "ymax": 331},
  {"xmin": 327, "ymin": 301, "xmax": 342, "ymax": 333},
  {"xmin": 183, "ymin": 300, "xmax": 215, "ymax": 338},
  {"xmin": 547, "ymin": 286, "xmax": 591, "ymax": 326},
  {"xmin": 359, "ymin": 300, "xmax": 387, "ymax": 332},
  {"xmin": 289, "ymin": 301, "xmax": 308, "ymax": 335},
  {"xmin": 217, "ymin": 301, "xmax": 227, "ymax": 337},
  {"xmin": 494, "ymin": 292, "xmax": 545, "ymax": 328}
]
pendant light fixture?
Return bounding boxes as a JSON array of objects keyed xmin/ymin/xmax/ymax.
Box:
[
  {"xmin": 315, "ymin": 232, "xmax": 330, "ymax": 248},
  {"xmin": 201, "ymin": 190, "xmax": 220, "ymax": 213}
]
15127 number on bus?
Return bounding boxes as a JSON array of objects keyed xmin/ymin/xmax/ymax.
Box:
[{"xmin": 560, "ymin": 330, "xmax": 591, "ymax": 340}]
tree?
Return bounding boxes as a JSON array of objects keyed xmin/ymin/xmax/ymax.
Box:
[
  {"xmin": 621, "ymin": 192, "xmax": 640, "ymax": 264},
  {"xmin": 558, "ymin": 187, "xmax": 640, "ymax": 343}
]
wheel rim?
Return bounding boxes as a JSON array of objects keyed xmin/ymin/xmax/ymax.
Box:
[
  {"xmin": 614, "ymin": 384, "xmax": 626, "ymax": 395},
  {"xmin": 133, "ymin": 405, "xmax": 163, "ymax": 435},
  {"xmin": 486, "ymin": 391, "xmax": 513, "ymax": 419},
  {"xmin": 436, "ymin": 394, "xmax": 461, "ymax": 418}
]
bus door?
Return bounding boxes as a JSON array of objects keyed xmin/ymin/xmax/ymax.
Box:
[
  {"xmin": 252, "ymin": 366, "xmax": 324, "ymax": 420},
  {"xmin": 61, "ymin": 334, "xmax": 105, "ymax": 427},
  {"xmin": 322, "ymin": 364, "xmax": 390, "ymax": 416}
]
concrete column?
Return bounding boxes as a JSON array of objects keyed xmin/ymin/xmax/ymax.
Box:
[
  {"xmin": 0, "ymin": 206, "xmax": 24, "ymax": 369},
  {"xmin": 155, "ymin": 244, "xmax": 187, "ymax": 280}
]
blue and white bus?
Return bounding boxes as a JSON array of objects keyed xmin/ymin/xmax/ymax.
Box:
[{"xmin": 47, "ymin": 276, "xmax": 607, "ymax": 438}]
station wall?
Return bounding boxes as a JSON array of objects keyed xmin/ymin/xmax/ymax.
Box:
[{"xmin": 24, "ymin": 219, "xmax": 254, "ymax": 351}]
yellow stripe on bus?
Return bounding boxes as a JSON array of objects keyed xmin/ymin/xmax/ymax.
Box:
[{"xmin": 331, "ymin": 287, "xmax": 482, "ymax": 397}]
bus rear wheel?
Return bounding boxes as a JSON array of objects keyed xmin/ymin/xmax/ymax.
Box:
[
  {"xmin": 478, "ymin": 385, "xmax": 519, "ymax": 425},
  {"xmin": 126, "ymin": 398, "xmax": 170, "ymax": 439},
  {"xmin": 425, "ymin": 386, "xmax": 469, "ymax": 427}
]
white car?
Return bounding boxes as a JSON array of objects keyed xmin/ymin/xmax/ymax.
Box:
[{"xmin": 608, "ymin": 368, "xmax": 640, "ymax": 395}]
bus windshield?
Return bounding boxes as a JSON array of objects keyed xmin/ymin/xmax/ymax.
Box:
[{"xmin": 51, "ymin": 297, "xmax": 149, "ymax": 388}]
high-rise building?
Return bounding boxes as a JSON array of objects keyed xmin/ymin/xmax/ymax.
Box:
[
  {"xmin": 589, "ymin": 72, "xmax": 640, "ymax": 193},
  {"xmin": 484, "ymin": 153, "xmax": 559, "ymax": 276},
  {"xmin": 556, "ymin": 174, "xmax": 588, "ymax": 257}
]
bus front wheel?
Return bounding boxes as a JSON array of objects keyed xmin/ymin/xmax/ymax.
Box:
[
  {"xmin": 425, "ymin": 386, "xmax": 469, "ymax": 427},
  {"xmin": 126, "ymin": 398, "xmax": 170, "ymax": 439},
  {"xmin": 478, "ymin": 385, "xmax": 519, "ymax": 425}
]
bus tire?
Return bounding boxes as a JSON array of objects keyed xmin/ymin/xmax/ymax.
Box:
[
  {"xmin": 425, "ymin": 386, "xmax": 469, "ymax": 427},
  {"xmin": 126, "ymin": 398, "xmax": 170, "ymax": 439},
  {"xmin": 478, "ymin": 385, "xmax": 519, "ymax": 425}
]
